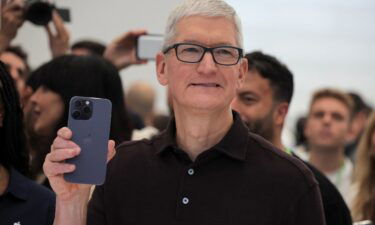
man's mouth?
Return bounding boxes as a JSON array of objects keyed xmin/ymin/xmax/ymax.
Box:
[
  {"xmin": 319, "ymin": 129, "xmax": 333, "ymax": 137},
  {"xmin": 190, "ymin": 83, "xmax": 221, "ymax": 88}
]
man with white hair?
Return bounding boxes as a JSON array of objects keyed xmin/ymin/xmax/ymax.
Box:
[{"xmin": 43, "ymin": 0, "xmax": 325, "ymax": 224}]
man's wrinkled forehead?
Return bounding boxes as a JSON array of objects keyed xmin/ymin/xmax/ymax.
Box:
[{"xmin": 173, "ymin": 16, "xmax": 238, "ymax": 46}]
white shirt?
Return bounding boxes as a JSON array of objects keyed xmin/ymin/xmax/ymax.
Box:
[
  {"xmin": 292, "ymin": 149, "xmax": 353, "ymax": 205},
  {"xmin": 325, "ymin": 157, "xmax": 353, "ymax": 205}
]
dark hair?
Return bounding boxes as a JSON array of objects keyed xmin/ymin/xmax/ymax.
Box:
[
  {"xmin": 4, "ymin": 45, "xmax": 31, "ymax": 76},
  {"xmin": 0, "ymin": 62, "xmax": 30, "ymax": 176},
  {"xmin": 310, "ymin": 88, "xmax": 354, "ymax": 119},
  {"xmin": 348, "ymin": 92, "xmax": 372, "ymax": 116},
  {"xmin": 71, "ymin": 40, "xmax": 106, "ymax": 56},
  {"xmin": 29, "ymin": 55, "xmax": 133, "ymax": 144},
  {"xmin": 245, "ymin": 51, "xmax": 294, "ymax": 104},
  {"xmin": 295, "ymin": 116, "xmax": 307, "ymax": 146}
]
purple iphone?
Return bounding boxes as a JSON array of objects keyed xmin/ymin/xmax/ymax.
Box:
[{"xmin": 65, "ymin": 96, "xmax": 112, "ymax": 185}]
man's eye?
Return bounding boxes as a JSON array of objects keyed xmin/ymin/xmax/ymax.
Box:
[
  {"xmin": 216, "ymin": 48, "xmax": 233, "ymax": 56},
  {"xmin": 241, "ymin": 95, "xmax": 256, "ymax": 105},
  {"xmin": 181, "ymin": 47, "xmax": 200, "ymax": 53},
  {"xmin": 313, "ymin": 112, "xmax": 324, "ymax": 119},
  {"xmin": 17, "ymin": 69, "xmax": 26, "ymax": 78},
  {"xmin": 332, "ymin": 113, "xmax": 344, "ymax": 121}
]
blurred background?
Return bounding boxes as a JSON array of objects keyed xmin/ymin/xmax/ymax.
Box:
[{"xmin": 12, "ymin": 0, "xmax": 375, "ymax": 145}]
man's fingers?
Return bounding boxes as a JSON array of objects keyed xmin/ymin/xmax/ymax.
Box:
[
  {"xmin": 107, "ymin": 140, "xmax": 116, "ymax": 162},
  {"xmin": 52, "ymin": 10, "xmax": 69, "ymax": 37},
  {"xmin": 57, "ymin": 127, "xmax": 73, "ymax": 139},
  {"xmin": 2, "ymin": 0, "xmax": 23, "ymax": 12},
  {"xmin": 44, "ymin": 161, "xmax": 75, "ymax": 178},
  {"xmin": 51, "ymin": 137, "xmax": 79, "ymax": 152},
  {"xmin": 115, "ymin": 29, "xmax": 147, "ymax": 44},
  {"xmin": 128, "ymin": 29, "xmax": 147, "ymax": 37},
  {"xmin": 46, "ymin": 148, "xmax": 80, "ymax": 162},
  {"xmin": 51, "ymin": 128, "xmax": 78, "ymax": 151}
]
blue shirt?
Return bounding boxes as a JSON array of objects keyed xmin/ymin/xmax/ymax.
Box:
[{"xmin": 0, "ymin": 168, "xmax": 55, "ymax": 225}]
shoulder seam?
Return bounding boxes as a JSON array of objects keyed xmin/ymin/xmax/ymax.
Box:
[{"xmin": 248, "ymin": 133, "xmax": 317, "ymax": 188}]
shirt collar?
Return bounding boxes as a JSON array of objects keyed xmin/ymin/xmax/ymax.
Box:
[
  {"xmin": 4, "ymin": 167, "xmax": 30, "ymax": 200},
  {"xmin": 154, "ymin": 111, "xmax": 249, "ymax": 161}
]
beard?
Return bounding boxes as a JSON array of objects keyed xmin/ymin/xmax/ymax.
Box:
[{"xmin": 244, "ymin": 110, "xmax": 275, "ymax": 143}]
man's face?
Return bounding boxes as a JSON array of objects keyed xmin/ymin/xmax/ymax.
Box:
[
  {"xmin": 305, "ymin": 97, "xmax": 351, "ymax": 151},
  {"xmin": 156, "ymin": 16, "xmax": 247, "ymax": 112},
  {"xmin": 231, "ymin": 71, "xmax": 276, "ymax": 140},
  {"xmin": 0, "ymin": 52, "xmax": 28, "ymax": 100}
]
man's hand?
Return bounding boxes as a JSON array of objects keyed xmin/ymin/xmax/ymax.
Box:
[
  {"xmin": 0, "ymin": 0, "xmax": 25, "ymax": 52},
  {"xmin": 43, "ymin": 127, "xmax": 116, "ymax": 202},
  {"xmin": 45, "ymin": 10, "xmax": 70, "ymax": 58},
  {"xmin": 103, "ymin": 29, "xmax": 148, "ymax": 70}
]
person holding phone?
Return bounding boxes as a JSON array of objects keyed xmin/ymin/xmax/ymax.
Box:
[
  {"xmin": 24, "ymin": 55, "xmax": 133, "ymax": 188},
  {"xmin": 43, "ymin": 0, "xmax": 325, "ymax": 224},
  {"xmin": 0, "ymin": 62, "xmax": 55, "ymax": 225}
]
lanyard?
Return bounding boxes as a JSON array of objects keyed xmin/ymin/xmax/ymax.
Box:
[
  {"xmin": 334, "ymin": 160, "xmax": 346, "ymax": 187},
  {"xmin": 284, "ymin": 147, "xmax": 293, "ymax": 155}
]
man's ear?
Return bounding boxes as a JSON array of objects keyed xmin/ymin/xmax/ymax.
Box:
[
  {"xmin": 156, "ymin": 52, "xmax": 168, "ymax": 86},
  {"xmin": 237, "ymin": 57, "xmax": 248, "ymax": 88},
  {"xmin": 274, "ymin": 102, "xmax": 289, "ymax": 126}
]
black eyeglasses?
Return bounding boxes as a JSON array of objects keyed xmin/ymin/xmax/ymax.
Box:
[{"xmin": 163, "ymin": 43, "xmax": 243, "ymax": 66}]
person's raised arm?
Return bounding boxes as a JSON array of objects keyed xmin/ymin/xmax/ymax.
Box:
[
  {"xmin": 103, "ymin": 29, "xmax": 147, "ymax": 70},
  {"xmin": 0, "ymin": 0, "xmax": 24, "ymax": 52},
  {"xmin": 43, "ymin": 127, "xmax": 115, "ymax": 225},
  {"xmin": 45, "ymin": 10, "xmax": 70, "ymax": 58}
]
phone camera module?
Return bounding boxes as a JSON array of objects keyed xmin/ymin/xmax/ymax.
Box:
[
  {"xmin": 71, "ymin": 98, "xmax": 93, "ymax": 120},
  {"xmin": 72, "ymin": 110, "xmax": 81, "ymax": 119},
  {"xmin": 83, "ymin": 106, "xmax": 91, "ymax": 114},
  {"xmin": 75, "ymin": 100, "xmax": 83, "ymax": 107}
]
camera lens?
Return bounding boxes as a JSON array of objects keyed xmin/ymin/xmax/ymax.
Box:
[
  {"xmin": 72, "ymin": 110, "xmax": 81, "ymax": 119},
  {"xmin": 83, "ymin": 106, "xmax": 91, "ymax": 114},
  {"xmin": 25, "ymin": 2, "xmax": 53, "ymax": 26},
  {"xmin": 75, "ymin": 100, "xmax": 82, "ymax": 107}
]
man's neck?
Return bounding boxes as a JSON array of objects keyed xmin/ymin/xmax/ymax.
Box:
[
  {"xmin": 271, "ymin": 127, "xmax": 284, "ymax": 151},
  {"xmin": 0, "ymin": 165, "xmax": 9, "ymax": 195},
  {"xmin": 309, "ymin": 146, "xmax": 345, "ymax": 174},
  {"xmin": 174, "ymin": 106, "xmax": 233, "ymax": 161}
]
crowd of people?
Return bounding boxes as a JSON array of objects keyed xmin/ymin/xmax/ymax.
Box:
[{"xmin": 0, "ymin": 0, "xmax": 374, "ymax": 224}]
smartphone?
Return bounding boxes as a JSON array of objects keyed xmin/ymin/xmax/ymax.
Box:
[
  {"xmin": 136, "ymin": 34, "xmax": 164, "ymax": 60},
  {"xmin": 65, "ymin": 96, "xmax": 112, "ymax": 185}
]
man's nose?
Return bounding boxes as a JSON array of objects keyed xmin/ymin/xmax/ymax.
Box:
[
  {"xmin": 322, "ymin": 114, "xmax": 332, "ymax": 124},
  {"xmin": 196, "ymin": 52, "xmax": 217, "ymax": 75},
  {"xmin": 29, "ymin": 90, "xmax": 40, "ymax": 104}
]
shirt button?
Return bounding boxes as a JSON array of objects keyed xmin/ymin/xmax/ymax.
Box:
[
  {"xmin": 188, "ymin": 168, "xmax": 194, "ymax": 175},
  {"xmin": 182, "ymin": 197, "xmax": 189, "ymax": 205}
]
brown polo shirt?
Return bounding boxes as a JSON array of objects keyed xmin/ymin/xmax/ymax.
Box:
[{"xmin": 88, "ymin": 112, "xmax": 325, "ymax": 225}]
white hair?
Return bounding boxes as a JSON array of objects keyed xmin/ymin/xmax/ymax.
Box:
[{"xmin": 163, "ymin": 0, "xmax": 243, "ymax": 50}]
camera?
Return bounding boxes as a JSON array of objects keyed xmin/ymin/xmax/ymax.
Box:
[
  {"xmin": 24, "ymin": 0, "xmax": 71, "ymax": 26},
  {"xmin": 71, "ymin": 99, "xmax": 93, "ymax": 120}
]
